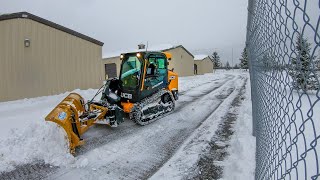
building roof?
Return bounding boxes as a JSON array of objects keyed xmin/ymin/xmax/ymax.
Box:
[
  {"xmin": 163, "ymin": 45, "xmax": 194, "ymax": 58},
  {"xmin": 194, "ymin": 55, "xmax": 209, "ymax": 61},
  {"xmin": 103, "ymin": 44, "xmax": 194, "ymax": 59},
  {"xmin": 0, "ymin": 12, "xmax": 104, "ymax": 46}
]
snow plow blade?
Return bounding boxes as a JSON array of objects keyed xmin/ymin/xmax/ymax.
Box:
[{"xmin": 45, "ymin": 93, "xmax": 98, "ymax": 154}]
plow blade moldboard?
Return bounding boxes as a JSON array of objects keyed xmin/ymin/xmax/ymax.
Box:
[{"xmin": 45, "ymin": 93, "xmax": 87, "ymax": 154}]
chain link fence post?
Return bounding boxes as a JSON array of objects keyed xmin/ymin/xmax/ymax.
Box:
[{"xmin": 247, "ymin": 0, "xmax": 256, "ymax": 137}]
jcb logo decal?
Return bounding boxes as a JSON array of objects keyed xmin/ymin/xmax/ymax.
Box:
[{"xmin": 121, "ymin": 92, "xmax": 132, "ymax": 99}]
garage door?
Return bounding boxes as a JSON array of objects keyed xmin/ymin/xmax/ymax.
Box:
[{"xmin": 105, "ymin": 63, "xmax": 117, "ymax": 79}]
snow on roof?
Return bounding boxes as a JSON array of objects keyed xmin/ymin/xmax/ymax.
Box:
[
  {"xmin": 194, "ymin": 55, "xmax": 208, "ymax": 61},
  {"xmin": 103, "ymin": 44, "xmax": 175, "ymax": 59}
]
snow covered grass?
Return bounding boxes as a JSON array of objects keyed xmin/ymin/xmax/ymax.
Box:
[
  {"xmin": 255, "ymin": 70, "xmax": 320, "ymax": 179},
  {"xmin": 289, "ymin": 91, "xmax": 320, "ymax": 179}
]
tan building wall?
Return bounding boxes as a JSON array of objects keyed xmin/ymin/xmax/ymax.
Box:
[
  {"xmin": 194, "ymin": 57, "xmax": 213, "ymax": 75},
  {"xmin": 0, "ymin": 17, "xmax": 104, "ymax": 102},
  {"xmin": 102, "ymin": 56, "xmax": 122, "ymax": 78},
  {"xmin": 165, "ymin": 46, "xmax": 194, "ymax": 77}
]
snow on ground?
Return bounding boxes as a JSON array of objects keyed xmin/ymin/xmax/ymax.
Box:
[
  {"xmin": 0, "ymin": 71, "xmax": 229, "ymax": 172},
  {"xmin": 223, "ymin": 77, "xmax": 256, "ymax": 180},
  {"xmin": 151, "ymin": 72, "xmax": 256, "ymax": 180},
  {"xmin": 255, "ymin": 71, "xmax": 320, "ymax": 179},
  {"xmin": 150, "ymin": 80, "xmax": 243, "ymax": 180},
  {"xmin": 234, "ymin": 71, "xmax": 320, "ymax": 180},
  {"xmin": 0, "ymin": 70, "xmax": 257, "ymax": 179},
  {"xmin": 50, "ymin": 72, "xmax": 242, "ymax": 179},
  {"xmin": 179, "ymin": 71, "xmax": 229, "ymax": 94},
  {"xmin": 0, "ymin": 88, "xmax": 99, "ymax": 172},
  {"xmin": 286, "ymin": 90, "xmax": 320, "ymax": 179}
]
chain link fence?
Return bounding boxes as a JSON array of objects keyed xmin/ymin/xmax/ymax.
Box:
[{"xmin": 246, "ymin": 0, "xmax": 320, "ymax": 179}]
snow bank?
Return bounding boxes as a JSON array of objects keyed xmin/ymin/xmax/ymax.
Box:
[
  {"xmin": 0, "ymin": 121, "xmax": 74, "ymax": 172},
  {"xmin": 223, "ymin": 77, "xmax": 256, "ymax": 180},
  {"xmin": 0, "ymin": 88, "xmax": 101, "ymax": 172}
]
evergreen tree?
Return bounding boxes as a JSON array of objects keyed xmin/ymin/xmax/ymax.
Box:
[
  {"xmin": 226, "ymin": 61, "xmax": 231, "ymax": 70},
  {"xmin": 240, "ymin": 47, "xmax": 249, "ymax": 70},
  {"xmin": 211, "ymin": 51, "xmax": 221, "ymax": 68},
  {"xmin": 262, "ymin": 54, "xmax": 278, "ymax": 71},
  {"xmin": 289, "ymin": 34, "xmax": 319, "ymax": 91}
]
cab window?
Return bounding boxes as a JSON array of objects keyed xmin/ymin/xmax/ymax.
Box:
[
  {"xmin": 144, "ymin": 54, "xmax": 167, "ymax": 90},
  {"xmin": 157, "ymin": 58, "xmax": 166, "ymax": 75},
  {"xmin": 120, "ymin": 56, "xmax": 142, "ymax": 88}
]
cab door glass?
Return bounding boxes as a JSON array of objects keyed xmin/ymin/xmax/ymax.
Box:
[
  {"xmin": 144, "ymin": 56, "xmax": 166, "ymax": 90},
  {"xmin": 157, "ymin": 58, "xmax": 166, "ymax": 77},
  {"xmin": 120, "ymin": 56, "xmax": 142, "ymax": 88}
]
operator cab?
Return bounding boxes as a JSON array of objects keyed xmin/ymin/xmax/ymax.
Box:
[{"xmin": 119, "ymin": 52, "xmax": 169, "ymax": 102}]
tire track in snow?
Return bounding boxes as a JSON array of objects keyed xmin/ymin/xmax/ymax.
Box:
[
  {"xmin": 150, "ymin": 76, "xmax": 248, "ymax": 180},
  {"xmin": 186, "ymin": 78, "xmax": 247, "ymax": 180},
  {"xmin": 0, "ymin": 163, "xmax": 57, "ymax": 180},
  {"xmin": 50, "ymin": 75, "xmax": 244, "ymax": 180},
  {"xmin": 178, "ymin": 74, "xmax": 234, "ymax": 96}
]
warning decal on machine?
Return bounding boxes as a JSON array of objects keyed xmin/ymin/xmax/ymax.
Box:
[{"xmin": 58, "ymin": 112, "xmax": 67, "ymax": 120}]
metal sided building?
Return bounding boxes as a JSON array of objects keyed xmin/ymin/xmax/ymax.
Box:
[
  {"xmin": 194, "ymin": 55, "xmax": 213, "ymax": 75},
  {"xmin": 163, "ymin": 45, "xmax": 194, "ymax": 77},
  {"xmin": 102, "ymin": 45, "xmax": 194, "ymax": 78},
  {"xmin": 0, "ymin": 12, "xmax": 104, "ymax": 102},
  {"xmin": 102, "ymin": 55, "xmax": 122, "ymax": 79}
]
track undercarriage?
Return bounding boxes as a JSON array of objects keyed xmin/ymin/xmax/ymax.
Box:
[{"xmin": 130, "ymin": 89, "xmax": 175, "ymax": 125}]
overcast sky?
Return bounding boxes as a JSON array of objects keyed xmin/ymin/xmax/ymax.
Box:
[{"xmin": 1, "ymin": 0, "xmax": 248, "ymax": 65}]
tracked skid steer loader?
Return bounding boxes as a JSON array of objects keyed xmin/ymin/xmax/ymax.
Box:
[{"xmin": 45, "ymin": 51, "xmax": 178, "ymax": 154}]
